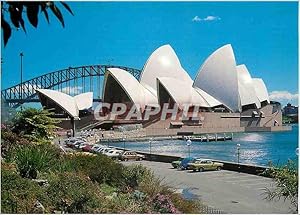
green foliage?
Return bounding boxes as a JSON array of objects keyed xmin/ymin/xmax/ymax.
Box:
[
  {"xmin": 54, "ymin": 154, "xmax": 124, "ymax": 186},
  {"xmin": 1, "ymin": 1, "xmax": 74, "ymax": 46},
  {"xmin": 121, "ymin": 164, "xmax": 150, "ymax": 190},
  {"xmin": 2, "ymin": 138, "xmax": 202, "ymax": 214},
  {"xmin": 169, "ymin": 193, "xmax": 202, "ymax": 214},
  {"xmin": 15, "ymin": 144, "xmax": 61, "ymax": 179},
  {"xmin": 263, "ymin": 159, "xmax": 298, "ymax": 212},
  {"xmin": 46, "ymin": 172, "xmax": 105, "ymax": 213},
  {"xmin": 109, "ymin": 192, "xmax": 150, "ymax": 213},
  {"xmin": 12, "ymin": 108, "xmax": 60, "ymax": 141},
  {"xmin": 1, "ymin": 168, "xmax": 45, "ymax": 213},
  {"xmin": 138, "ymin": 167, "xmax": 172, "ymax": 198},
  {"xmin": 282, "ymin": 115, "xmax": 297, "ymax": 124},
  {"xmin": 1, "ymin": 128, "xmax": 30, "ymax": 160}
]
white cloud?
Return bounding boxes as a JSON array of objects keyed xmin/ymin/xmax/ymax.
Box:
[
  {"xmin": 204, "ymin": 16, "xmax": 221, "ymax": 21},
  {"xmin": 192, "ymin": 16, "xmax": 201, "ymax": 22},
  {"xmin": 192, "ymin": 15, "xmax": 221, "ymax": 22},
  {"xmin": 269, "ymin": 91, "xmax": 298, "ymax": 105},
  {"xmin": 61, "ymin": 86, "xmax": 83, "ymax": 95}
]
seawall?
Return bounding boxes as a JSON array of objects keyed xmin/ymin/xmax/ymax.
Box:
[{"xmin": 115, "ymin": 147, "xmax": 270, "ymax": 176}]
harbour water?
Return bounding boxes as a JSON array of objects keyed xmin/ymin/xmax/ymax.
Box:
[{"xmin": 108, "ymin": 124, "xmax": 298, "ymax": 166}]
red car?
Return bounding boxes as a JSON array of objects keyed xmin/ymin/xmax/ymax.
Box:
[{"xmin": 82, "ymin": 144, "xmax": 92, "ymax": 152}]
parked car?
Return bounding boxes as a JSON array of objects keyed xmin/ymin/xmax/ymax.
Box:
[
  {"xmin": 104, "ymin": 149, "xmax": 124, "ymax": 159},
  {"xmin": 171, "ymin": 158, "xmax": 183, "ymax": 168},
  {"xmin": 187, "ymin": 159, "xmax": 223, "ymax": 172},
  {"xmin": 82, "ymin": 144, "xmax": 92, "ymax": 152},
  {"xmin": 65, "ymin": 138, "xmax": 80, "ymax": 146},
  {"xmin": 67, "ymin": 140, "xmax": 85, "ymax": 148},
  {"xmin": 77, "ymin": 143, "xmax": 90, "ymax": 149},
  {"xmin": 179, "ymin": 157, "xmax": 200, "ymax": 170},
  {"xmin": 119, "ymin": 151, "xmax": 145, "ymax": 161},
  {"xmin": 96, "ymin": 147, "xmax": 114, "ymax": 154},
  {"xmin": 74, "ymin": 141, "xmax": 87, "ymax": 149},
  {"xmin": 90, "ymin": 144, "xmax": 105, "ymax": 152}
]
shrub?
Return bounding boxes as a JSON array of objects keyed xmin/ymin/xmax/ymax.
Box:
[
  {"xmin": 263, "ymin": 159, "xmax": 298, "ymax": 212},
  {"xmin": 45, "ymin": 172, "xmax": 105, "ymax": 213},
  {"xmin": 169, "ymin": 193, "xmax": 201, "ymax": 214},
  {"xmin": 15, "ymin": 144, "xmax": 61, "ymax": 179},
  {"xmin": 153, "ymin": 193, "xmax": 180, "ymax": 213},
  {"xmin": 138, "ymin": 168, "xmax": 172, "ymax": 198},
  {"xmin": 55, "ymin": 154, "xmax": 124, "ymax": 186},
  {"xmin": 103, "ymin": 192, "xmax": 151, "ymax": 213},
  {"xmin": 1, "ymin": 168, "xmax": 45, "ymax": 213},
  {"xmin": 121, "ymin": 164, "xmax": 150, "ymax": 191},
  {"xmin": 1, "ymin": 128, "xmax": 30, "ymax": 160}
]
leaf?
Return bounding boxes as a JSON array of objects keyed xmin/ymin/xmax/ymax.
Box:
[
  {"xmin": 41, "ymin": 4, "xmax": 50, "ymax": 24},
  {"xmin": 1, "ymin": 16, "xmax": 12, "ymax": 46},
  {"xmin": 19, "ymin": 17, "xmax": 26, "ymax": 33},
  {"xmin": 26, "ymin": 3, "xmax": 39, "ymax": 28},
  {"xmin": 60, "ymin": 1, "xmax": 74, "ymax": 16},
  {"xmin": 9, "ymin": 4, "xmax": 20, "ymax": 28},
  {"xmin": 50, "ymin": 4, "xmax": 65, "ymax": 27}
]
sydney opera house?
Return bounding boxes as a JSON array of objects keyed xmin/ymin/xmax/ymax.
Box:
[{"xmin": 36, "ymin": 44, "xmax": 284, "ymax": 136}]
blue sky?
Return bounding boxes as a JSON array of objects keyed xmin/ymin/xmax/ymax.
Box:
[{"xmin": 1, "ymin": 1, "xmax": 298, "ymax": 105}]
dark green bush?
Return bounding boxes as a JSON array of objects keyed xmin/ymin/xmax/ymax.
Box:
[
  {"xmin": 55, "ymin": 154, "xmax": 124, "ymax": 186},
  {"xmin": 46, "ymin": 172, "xmax": 105, "ymax": 213},
  {"xmin": 121, "ymin": 164, "xmax": 150, "ymax": 191},
  {"xmin": 15, "ymin": 143, "xmax": 61, "ymax": 179},
  {"xmin": 1, "ymin": 168, "xmax": 45, "ymax": 213}
]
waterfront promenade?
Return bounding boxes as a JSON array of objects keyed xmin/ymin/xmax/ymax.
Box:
[{"xmin": 123, "ymin": 160, "xmax": 294, "ymax": 214}]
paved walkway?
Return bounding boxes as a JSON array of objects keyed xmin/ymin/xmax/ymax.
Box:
[{"xmin": 123, "ymin": 161, "xmax": 295, "ymax": 214}]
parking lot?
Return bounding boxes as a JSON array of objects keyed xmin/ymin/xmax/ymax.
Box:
[
  {"xmin": 58, "ymin": 135, "xmax": 294, "ymax": 214},
  {"xmin": 122, "ymin": 160, "xmax": 293, "ymax": 214}
]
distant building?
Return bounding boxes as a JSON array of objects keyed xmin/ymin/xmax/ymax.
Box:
[{"xmin": 283, "ymin": 103, "xmax": 298, "ymax": 116}]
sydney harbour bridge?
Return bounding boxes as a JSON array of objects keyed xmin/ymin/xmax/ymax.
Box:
[{"xmin": 1, "ymin": 64, "xmax": 142, "ymax": 108}]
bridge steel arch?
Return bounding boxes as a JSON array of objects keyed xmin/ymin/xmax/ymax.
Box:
[{"xmin": 1, "ymin": 65, "xmax": 142, "ymax": 108}]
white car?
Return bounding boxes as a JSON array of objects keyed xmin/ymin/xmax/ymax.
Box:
[
  {"xmin": 104, "ymin": 149, "xmax": 124, "ymax": 158},
  {"xmin": 97, "ymin": 147, "xmax": 114, "ymax": 154},
  {"xmin": 65, "ymin": 137, "xmax": 79, "ymax": 144},
  {"xmin": 73, "ymin": 140, "xmax": 86, "ymax": 148},
  {"xmin": 92, "ymin": 145, "xmax": 107, "ymax": 152},
  {"xmin": 90, "ymin": 144, "xmax": 104, "ymax": 152},
  {"xmin": 66, "ymin": 139, "xmax": 84, "ymax": 147}
]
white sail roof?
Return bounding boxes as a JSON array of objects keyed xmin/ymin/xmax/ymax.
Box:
[
  {"xmin": 74, "ymin": 92, "xmax": 93, "ymax": 110},
  {"xmin": 36, "ymin": 89, "xmax": 79, "ymax": 118},
  {"xmin": 100, "ymin": 44, "xmax": 271, "ymax": 112},
  {"xmin": 156, "ymin": 77, "xmax": 212, "ymax": 108},
  {"xmin": 193, "ymin": 44, "xmax": 241, "ymax": 112},
  {"xmin": 237, "ymin": 65, "xmax": 261, "ymax": 108},
  {"xmin": 157, "ymin": 77, "xmax": 192, "ymax": 107},
  {"xmin": 140, "ymin": 45, "xmax": 193, "ymax": 95},
  {"xmin": 104, "ymin": 68, "xmax": 159, "ymax": 109},
  {"xmin": 191, "ymin": 88, "xmax": 211, "ymax": 107},
  {"xmin": 193, "ymin": 87, "xmax": 222, "ymax": 107},
  {"xmin": 252, "ymin": 78, "xmax": 270, "ymax": 103}
]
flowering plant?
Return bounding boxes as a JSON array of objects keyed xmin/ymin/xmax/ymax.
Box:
[{"xmin": 153, "ymin": 193, "xmax": 180, "ymax": 213}]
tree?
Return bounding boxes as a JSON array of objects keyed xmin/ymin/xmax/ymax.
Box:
[
  {"xmin": 1, "ymin": 1, "xmax": 74, "ymax": 46},
  {"xmin": 12, "ymin": 108, "xmax": 60, "ymax": 141}
]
